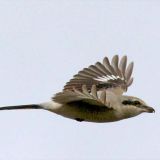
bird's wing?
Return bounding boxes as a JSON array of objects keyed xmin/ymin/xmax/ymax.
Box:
[
  {"xmin": 63, "ymin": 55, "xmax": 134, "ymax": 95},
  {"xmin": 53, "ymin": 85, "xmax": 112, "ymax": 109}
]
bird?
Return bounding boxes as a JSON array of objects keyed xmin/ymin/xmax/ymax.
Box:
[{"xmin": 0, "ymin": 55, "xmax": 155, "ymax": 123}]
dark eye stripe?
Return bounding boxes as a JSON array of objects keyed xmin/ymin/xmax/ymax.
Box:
[
  {"xmin": 122, "ymin": 100, "xmax": 132, "ymax": 105},
  {"xmin": 122, "ymin": 100, "xmax": 141, "ymax": 106},
  {"xmin": 133, "ymin": 101, "xmax": 141, "ymax": 105}
]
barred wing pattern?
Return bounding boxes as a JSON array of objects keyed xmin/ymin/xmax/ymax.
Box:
[
  {"xmin": 63, "ymin": 55, "xmax": 134, "ymax": 94},
  {"xmin": 53, "ymin": 85, "xmax": 112, "ymax": 109}
]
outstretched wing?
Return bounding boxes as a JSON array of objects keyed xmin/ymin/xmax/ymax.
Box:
[
  {"xmin": 63, "ymin": 55, "xmax": 134, "ymax": 95},
  {"xmin": 53, "ymin": 85, "xmax": 112, "ymax": 110}
]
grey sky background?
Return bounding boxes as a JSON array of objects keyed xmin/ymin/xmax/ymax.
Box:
[{"xmin": 0, "ymin": 1, "xmax": 159, "ymax": 160}]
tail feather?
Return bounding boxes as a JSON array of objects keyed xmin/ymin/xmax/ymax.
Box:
[{"xmin": 0, "ymin": 104, "xmax": 42, "ymax": 111}]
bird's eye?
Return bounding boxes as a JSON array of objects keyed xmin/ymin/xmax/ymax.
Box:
[{"xmin": 133, "ymin": 101, "xmax": 141, "ymax": 105}]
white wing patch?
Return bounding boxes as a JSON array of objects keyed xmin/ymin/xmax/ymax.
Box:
[{"xmin": 94, "ymin": 75, "xmax": 124, "ymax": 82}]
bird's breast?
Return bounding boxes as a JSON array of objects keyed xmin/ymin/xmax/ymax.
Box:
[{"xmin": 50, "ymin": 102, "xmax": 122, "ymax": 123}]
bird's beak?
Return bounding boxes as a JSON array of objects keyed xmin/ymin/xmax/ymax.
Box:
[{"xmin": 142, "ymin": 106, "xmax": 155, "ymax": 113}]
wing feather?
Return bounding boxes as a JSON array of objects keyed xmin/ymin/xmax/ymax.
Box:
[
  {"xmin": 125, "ymin": 62, "xmax": 134, "ymax": 81},
  {"xmin": 95, "ymin": 62, "xmax": 111, "ymax": 75},
  {"xmin": 99, "ymin": 90, "xmax": 106, "ymax": 104},
  {"xmin": 63, "ymin": 55, "xmax": 134, "ymax": 95},
  {"xmin": 119, "ymin": 55, "xmax": 127, "ymax": 79},
  {"xmin": 89, "ymin": 65, "xmax": 106, "ymax": 76},
  {"xmin": 127, "ymin": 77, "xmax": 134, "ymax": 87},
  {"xmin": 91, "ymin": 85, "xmax": 98, "ymax": 99},
  {"xmin": 103, "ymin": 57, "xmax": 117, "ymax": 75},
  {"xmin": 111, "ymin": 55, "xmax": 122, "ymax": 77},
  {"xmin": 53, "ymin": 85, "xmax": 111, "ymax": 108}
]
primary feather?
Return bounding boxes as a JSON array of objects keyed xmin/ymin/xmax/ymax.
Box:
[{"xmin": 63, "ymin": 55, "xmax": 134, "ymax": 93}]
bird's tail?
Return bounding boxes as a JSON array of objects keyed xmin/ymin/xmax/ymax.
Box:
[{"xmin": 0, "ymin": 104, "xmax": 42, "ymax": 111}]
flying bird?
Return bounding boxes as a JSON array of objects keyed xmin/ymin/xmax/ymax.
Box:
[{"xmin": 0, "ymin": 55, "xmax": 155, "ymax": 123}]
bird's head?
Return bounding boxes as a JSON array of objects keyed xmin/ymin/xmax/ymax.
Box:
[{"xmin": 119, "ymin": 96, "xmax": 155, "ymax": 118}]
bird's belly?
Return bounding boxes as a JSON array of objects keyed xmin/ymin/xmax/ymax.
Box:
[{"xmin": 50, "ymin": 104, "xmax": 121, "ymax": 123}]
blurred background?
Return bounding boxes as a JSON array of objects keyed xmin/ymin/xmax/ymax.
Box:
[{"xmin": 0, "ymin": 0, "xmax": 159, "ymax": 160}]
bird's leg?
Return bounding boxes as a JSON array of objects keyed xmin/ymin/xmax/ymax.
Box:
[{"xmin": 75, "ymin": 118, "xmax": 84, "ymax": 122}]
